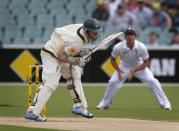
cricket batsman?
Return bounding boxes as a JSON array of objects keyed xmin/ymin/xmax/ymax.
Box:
[{"xmin": 25, "ymin": 18, "xmax": 102, "ymax": 122}]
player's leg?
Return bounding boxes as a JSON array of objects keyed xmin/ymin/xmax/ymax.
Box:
[
  {"xmin": 25, "ymin": 51, "xmax": 61, "ymax": 122},
  {"xmin": 32, "ymin": 84, "xmax": 43, "ymax": 105},
  {"xmin": 66, "ymin": 77, "xmax": 82, "ymax": 107},
  {"xmin": 27, "ymin": 84, "xmax": 43, "ymax": 115},
  {"xmin": 73, "ymin": 77, "xmax": 87, "ymax": 108},
  {"xmin": 135, "ymin": 68, "xmax": 171, "ymax": 110},
  {"xmin": 71, "ymin": 76, "xmax": 94, "ymax": 118},
  {"xmin": 97, "ymin": 71, "xmax": 126, "ymax": 109},
  {"xmin": 62, "ymin": 64, "xmax": 93, "ymax": 118},
  {"xmin": 71, "ymin": 65, "xmax": 88, "ymax": 108},
  {"xmin": 61, "ymin": 64, "xmax": 82, "ymax": 107},
  {"xmin": 61, "ymin": 64, "xmax": 83, "ymax": 107}
]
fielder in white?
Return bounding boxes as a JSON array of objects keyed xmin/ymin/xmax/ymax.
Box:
[
  {"xmin": 97, "ymin": 28, "xmax": 172, "ymax": 111},
  {"xmin": 25, "ymin": 18, "xmax": 102, "ymax": 122}
]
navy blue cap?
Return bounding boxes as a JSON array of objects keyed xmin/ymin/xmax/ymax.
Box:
[{"xmin": 125, "ymin": 27, "xmax": 136, "ymax": 35}]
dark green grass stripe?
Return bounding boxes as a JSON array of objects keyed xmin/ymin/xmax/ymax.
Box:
[{"xmin": 0, "ymin": 124, "xmax": 67, "ymax": 131}]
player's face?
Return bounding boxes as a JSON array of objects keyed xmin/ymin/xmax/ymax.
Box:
[
  {"xmin": 88, "ymin": 31, "xmax": 99, "ymax": 42},
  {"xmin": 125, "ymin": 33, "xmax": 136, "ymax": 48}
]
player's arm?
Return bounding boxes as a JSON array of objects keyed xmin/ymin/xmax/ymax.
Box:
[
  {"xmin": 110, "ymin": 56, "xmax": 123, "ymax": 80},
  {"xmin": 128, "ymin": 45, "xmax": 149, "ymax": 80},
  {"xmin": 110, "ymin": 43, "xmax": 123, "ymax": 80},
  {"xmin": 58, "ymin": 46, "xmax": 91, "ymax": 67},
  {"xmin": 133, "ymin": 44, "xmax": 149, "ymax": 72},
  {"xmin": 110, "ymin": 56, "xmax": 123, "ymax": 74},
  {"xmin": 131, "ymin": 58, "xmax": 149, "ymax": 73},
  {"xmin": 128, "ymin": 58, "xmax": 149, "ymax": 81},
  {"xmin": 64, "ymin": 46, "xmax": 91, "ymax": 57}
]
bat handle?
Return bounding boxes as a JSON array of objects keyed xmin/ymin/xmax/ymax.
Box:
[{"xmin": 82, "ymin": 54, "xmax": 91, "ymax": 59}]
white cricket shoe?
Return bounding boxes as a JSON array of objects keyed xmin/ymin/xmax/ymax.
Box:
[
  {"xmin": 160, "ymin": 104, "xmax": 172, "ymax": 111},
  {"xmin": 96, "ymin": 101, "xmax": 112, "ymax": 109},
  {"xmin": 164, "ymin": 107, "xmax": 172, "ymax": 111},
  {"xmin": 24, "ymin": 106, "xmax": 47, "ymax": 122},
  {"xmin": 72, "ymin": 106, "xmax": 94, "ymax": 118},
  {"xmin": 163, "ymin": 106, "xmax": 172, "ymax": 111}
]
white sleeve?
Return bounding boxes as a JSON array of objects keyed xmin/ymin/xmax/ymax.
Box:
[
  {"xmin": 64, "ymin": 45, "xmax": 82, "ymax": 56},
  {"xmin": 111, "ymin": 44, "xmax": 120, "ymax": 58},
  {"xmin": 57, "ymin": 52, "xmax": 80, "ymax": 65},
  {"xmin": 140, "ymin": 45, "xmax": 149, "ymax": 60}
]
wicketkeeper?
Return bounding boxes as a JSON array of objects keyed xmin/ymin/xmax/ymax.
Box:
[{"xmin": 25, "ymin": 18, "xmax": 102, "ymax": 122}]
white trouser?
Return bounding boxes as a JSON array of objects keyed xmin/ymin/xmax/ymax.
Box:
[
  {"xmin": 99, "ymin": 65, "xmax": 171, "ymax": 108},
  {"xmin": 33, "ymin": 51, "xmax": 88, "ymax": 115},
  {"xmin": 73, "ymin": 77, "xmax": 88, "ymax": 108},
  {"xmin": 33, "ymin": 51, "xmax": 62, "ymax": 115}
]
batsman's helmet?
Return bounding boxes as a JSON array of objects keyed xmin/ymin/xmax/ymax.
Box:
[
  {"xmin": 83, "ymin": 18, "xmax": 103, "ymax": 32},
  {"xmin": 125, "ymin": 27, "xmax": 136, "ymax": 36}
]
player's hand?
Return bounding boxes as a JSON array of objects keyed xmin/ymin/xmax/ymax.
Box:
[
  {"xmin": 79, "ymin": 48, "xmax": 92, "ymax": 57},
  {"xmin": 117, "ymin": 70, "xmax": 123, "ymax": 80},
  {"xmin": 128, "ymin": 68, "xmax": 135, "ymax": 81},
  {"xmin": 118, "ymin": 73, "xmax": 123, "ymax": 80},
  {"xmin": 79, "ymin": 56, "xmax": 92, "ymax": 67}
]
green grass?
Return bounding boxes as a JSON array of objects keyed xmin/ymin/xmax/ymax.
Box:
[
  {"xmin": 0, "ymin": 125, "xmax": 63, "ymax": 131},
  {"xmin": 0, "ymin": 85, "xmax": 179, "ymax": 121}
]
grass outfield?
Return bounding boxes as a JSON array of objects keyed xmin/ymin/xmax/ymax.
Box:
[
  {"xmin": 0, "ymin": 125, "xmax": 65, "ymax": 131},
  {"xmin": 0, "ymin": 84, "xmax": 179, "ymax": 121}
]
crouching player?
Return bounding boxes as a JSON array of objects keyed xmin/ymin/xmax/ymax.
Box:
[{"xmin": 97, "ymin": 28, "xmax": 172, "ymax": 111}]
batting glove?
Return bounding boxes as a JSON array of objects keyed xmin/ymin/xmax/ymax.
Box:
[
  {"xmin": 79, "ymin": 56, "xmax": 92, "ymax": 67},
  {"xmin": 79, "ymin": 48, "xmax": 92, "ymax": 57}
]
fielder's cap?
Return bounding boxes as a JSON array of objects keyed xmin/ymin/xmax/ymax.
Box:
[{"xmin": 125, "ymin": 27, "xmax": 136, "ymax": 35}]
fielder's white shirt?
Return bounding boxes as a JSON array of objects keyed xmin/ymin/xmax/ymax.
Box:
[{"xmin": 111, "ymin": 40, "xmax": 149, "ymax": 68}]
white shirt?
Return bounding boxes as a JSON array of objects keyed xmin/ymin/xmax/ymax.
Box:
[
  {"xmin": 44, "ymin": 24, "xmax": 88, "ymax": 59},
  {"xmin": 111, "ymin": 40, "xmax": 149, "ymax": 68}
]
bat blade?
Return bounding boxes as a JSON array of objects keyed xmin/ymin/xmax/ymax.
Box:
[
  {"xmin": 91, "ymin": 32, "xmax": 123, "ymax": 53},
  {"xmin": 83, "ymin": 32, "xmax": 123, "ymax": 59}
]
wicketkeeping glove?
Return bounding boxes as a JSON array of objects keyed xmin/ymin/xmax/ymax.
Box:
[{"xmin": 79, "ymin": 56, "xmax": 92, "ymax": 67}]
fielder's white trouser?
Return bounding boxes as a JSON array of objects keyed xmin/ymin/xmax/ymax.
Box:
[
  {"xmin": 33, "ymin": 51, "xmax": 88, "ymax": 115},
  {"xmin": 98, "ymin": 65, "xmax": 171, "ymax": 108}
]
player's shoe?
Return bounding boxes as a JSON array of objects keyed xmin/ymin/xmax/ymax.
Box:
[
  {"xmin": 72, "ymin": 106, "xmax": 94, "ymax": 118},
  {"xmin": 24, "ymin": 106, "xmax": 47, "ymax": 122},
  {"xmin": 163, "ymin": 106, "xmax": 172, "ymax": 111},
  {"xmin": 164, "ymin": 107, "xmax": 172, "ymax": 111},
  {"xmin": 161, "ymin": 105, "xmax": 172, "ymax": 111},
  {"xmin": 96, "ymin": 101, "xmax": 112, "ymax": 109}
]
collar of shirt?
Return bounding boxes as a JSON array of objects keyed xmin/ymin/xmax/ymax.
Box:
[
  {"xmin": 123, "ymin": 40, "xmax": 138, "ymax": 50},
  {"xmin": 77, "ymin": 26, "xmax": 89, "ymax": 44}
]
